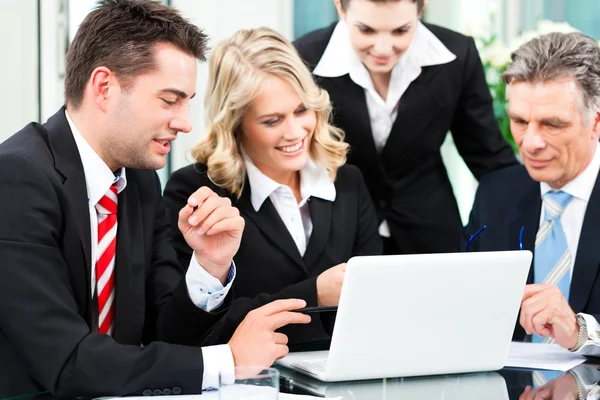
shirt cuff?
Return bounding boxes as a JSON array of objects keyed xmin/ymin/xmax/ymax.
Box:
[
  {"xmin": 572, "ymin": 313, "xmax": 600, "ymax": 356},
  {"xmin": 201, "ymin": 344, "xmax": 235, "ymax": 391},
  {"xmin": 186, "ymin": 252, "xmax": 236, "ymax": 312}
]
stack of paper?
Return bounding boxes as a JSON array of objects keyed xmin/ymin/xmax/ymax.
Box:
[{"xmin": 505, "ymin": 342, "xmax": 587, "ymax": 371}]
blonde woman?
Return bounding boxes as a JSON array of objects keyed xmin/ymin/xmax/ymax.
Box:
[{"xmin": 164, "ymin": 27, "xmax": 381, "ymax": 345}]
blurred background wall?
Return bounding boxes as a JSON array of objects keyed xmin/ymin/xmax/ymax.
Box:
[{"xmin": 1, "ymin": 0, "xmax": 597, "ymax": 223}]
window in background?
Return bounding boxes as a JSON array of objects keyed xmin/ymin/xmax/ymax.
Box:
[
  {"xmin": 293, "ymin": 0, "xmax": 337, "ymax": 39},
  {"xmin": 521, "ymin": 0, "xmax": 600, "ymax": 39}
]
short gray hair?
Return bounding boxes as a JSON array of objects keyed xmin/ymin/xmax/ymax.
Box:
[{"xmin": 502, "ymin": 32, "xmax": 600, "ymax": 117}]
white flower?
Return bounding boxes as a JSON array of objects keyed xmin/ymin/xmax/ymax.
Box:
[
  {"xmin": 510, "ymin": 20, "xmax": 579, "ymax": 50},
  {"xmin": 488, "ymin": 0, "xmax": 500, "ymax": 16},
  {"xmin": 461, "ymin": 20, "xmax": 491, "ymax": 41},
  {"xmin": 481, "ymin": 42, "xmax": 512, "ymax": 69},
  {"xmin": 536, "ymin": 20, "xmax": 579, "ymax": 35},
  {"xmin": 510, "ymin": 30, "xmax": 539, "ymax": 51}
]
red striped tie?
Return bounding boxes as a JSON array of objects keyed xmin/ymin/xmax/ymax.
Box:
[{"xmin": 95, "ymin": 184, "xmax": 118, "ymax": 335}]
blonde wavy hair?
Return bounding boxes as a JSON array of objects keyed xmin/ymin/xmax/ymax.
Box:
[{"xmin": 190, "ymin": 27, "xmax": 348, "ymax": 198}]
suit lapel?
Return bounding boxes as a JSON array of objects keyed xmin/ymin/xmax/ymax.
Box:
[
  {"xmin": 113, "ymin": 176, "xmax": 145, "ymax": 342},
  {"xmin": 380, "ymin": 65, "xmax": 445, "ymax": 165},
  {"xmin": 570, "ymin": 173, "xmax": 600, "ymax": 312},
  {"xmin": 237, "ymin": 186, "xmax": 305, "ymax": 271},
  {"xmin": 509, "ymin": 177, "xmax": 541, "ymax": 284},
  {"xmin": 508, "ymin": 176, "xmax": 541, "ymax": 342},
  {"xmin": 45, "ymin": 107, "xmax": 93, "ymax": 291},
  {"xmin": 303, "ymin": 197, "xmax": 333, "ymax": 269},
  {"xmin": 328, "ymin": 76, "xmax": 384, "ymax": 175}
]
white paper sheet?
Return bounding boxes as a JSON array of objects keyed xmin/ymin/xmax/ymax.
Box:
[{"xmin": 505, "ymin": 341, "xmax": 587, "ymax": 371}]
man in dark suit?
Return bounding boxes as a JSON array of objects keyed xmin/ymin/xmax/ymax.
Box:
[
  {"xmin": 0, "ymin": 0, "xmax": 309, "ymax": 397},
  {"xmin": 464, "ymin": 32, "xmax": 600, "ymax": 354}
]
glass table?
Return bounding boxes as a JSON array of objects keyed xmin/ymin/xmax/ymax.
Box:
[
  {"xmin": 277, "ymin": 364, "xmax": 600, "ymax": 399},
  {"xmin": 4, "ymin": 364, "xmax": 600, "ymax": 400}
]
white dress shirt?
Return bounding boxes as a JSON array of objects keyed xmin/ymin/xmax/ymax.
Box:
[
  {"xmin": 313, "ymin": 20, "xmax": 456, "ymax": 237},
  {"xmin": 244, "ymin": 153, "xmax": 336, "ymax": 255},
  {"xmin": 537, "ymin": 142, "xmax": 600, "ymax": 356},
  {"xmin": 65, "ymin": 111, "xmax": 234, "ymax": 390}
]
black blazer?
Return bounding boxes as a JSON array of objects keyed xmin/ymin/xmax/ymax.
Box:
[
  {"xmin": 164, "ymin": 163, "xmax": 382, "ymax": 345},
  {"xmin": 463, "ymin": 165, "xmax": 600, "ymax": 340},
  {"xmin": 294, "ymin": 22, "xmax": 518, "ymax": 254},
  {"xmin": 0, "ymin": 108, "xmax": 230, "ymax": 398}
]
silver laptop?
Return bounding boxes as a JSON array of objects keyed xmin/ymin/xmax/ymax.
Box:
[{"xmin": 277, "ymin": 251, "xmax": 532, "ymax": 382}]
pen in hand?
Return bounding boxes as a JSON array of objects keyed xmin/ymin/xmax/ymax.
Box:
[{"xmin": 295, "ymin": 306, "xmax": 338, "ymax": 314}]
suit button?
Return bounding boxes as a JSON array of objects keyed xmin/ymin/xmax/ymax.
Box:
[
  {"xmin": 172, "ymin": 386, "xmax": 182, "ymax": 395},
  {"xmin": 142, "ymin": 389, "xmax": 152, "ymax": 396},
  {"xmin": 153, "ymin": 389, "xmax": 162, "ymax": 396},
  {"xmin": 163, "ymin": 389, "xmax": 172, "ymax": 396}
]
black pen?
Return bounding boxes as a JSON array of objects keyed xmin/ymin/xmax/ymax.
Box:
[{"xmin": 296, "ymin": 306, "xmax": 338, "ymax": 314}]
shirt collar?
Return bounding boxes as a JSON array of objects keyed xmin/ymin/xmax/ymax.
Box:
[
  {"xmin": 242, "ymin": 150, "xmax": 336, "ymax": 212},
  {"xmin": 313, "ymin": 20, "xmax": 456, "ymax": 80},
  {"xmin": 540, "ymin": 141, "xmax": 600, "ymax": 202},
  {"xmin": 65, "ymin": 110, "xmax": 127, "ymax": 207}
]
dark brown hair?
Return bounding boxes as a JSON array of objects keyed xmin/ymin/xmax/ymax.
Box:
[
  {"xmin": 340, "ymin": 0, "xmax": 425, "ymax": 13},
  {"xmin": 65, "ymin": 0, "xmax": 208, "ymax": 108}
]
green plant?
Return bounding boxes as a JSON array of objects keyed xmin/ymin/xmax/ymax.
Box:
[{"xmin": 479, "ymin": 37, "xmax": 514, "ymax": 152}]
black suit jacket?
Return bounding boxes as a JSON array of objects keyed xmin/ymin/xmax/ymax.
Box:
[
  {"xmin": 0, "ymin": 108, "xmax": 230, "ymax": 398},
  {"xmin": 164, "ymin": 163, "xmax": 382, "ymax": 345},
  {"xmin": 463, "ymin": 165, "xmax": 600, "ymax": 340},
  {"xmin": 294, "ymin": 22, "xmax": 518, "ymax": 254}
]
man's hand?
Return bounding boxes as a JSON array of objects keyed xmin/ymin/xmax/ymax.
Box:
[
  {"xmin": 228, "ymin": 299, "xmax": 311, "ymax": 369},
  {"xmin": 519, "ymin": 373, "xmax": 578, "ymax": 400},
  {"xmin": 316, "ymin": 263, "xmax": 346, "ymax": 307},
  {"xmin": 520, "ymin": 284, "xmax": 579, "ymax": 349},
  {"xmin": 178, "ymin": 187, "xmax": 244, "ymax": 285}
]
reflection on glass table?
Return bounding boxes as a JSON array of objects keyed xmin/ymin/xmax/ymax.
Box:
[
  {"xmin": 278, "ymin": 364, "xmax": 600, "ymax": 400},
  {"xmin": 4, "ymin": 365, "xmax": 600, "ymax": 400},
  {"xmin": 278, "ymin": 366, "xmax": 509, "ymax": 399},
  {"xmin": 519, "ymin": 364, "xmax": 600, "ymax": 400}
]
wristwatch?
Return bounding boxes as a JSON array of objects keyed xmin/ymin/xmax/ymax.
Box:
[
  {"xmin": 570, "ymin": 314, "xmax": 588, "ymax": 352},
  {"xmin": 568, "ymin": 370, "xmax": 588, "ymax": 400}
]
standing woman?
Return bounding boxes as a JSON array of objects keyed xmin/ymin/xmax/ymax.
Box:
[
  {"xmin": 164, "ymin": 28, "xmax": 381, "ymax": 345},
  {"xmin": 295, "ymin": 0, "xmax": 518, "ymax": 254}
]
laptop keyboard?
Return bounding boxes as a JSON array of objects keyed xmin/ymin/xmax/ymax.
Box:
[{"xmin": 291, "ymin": 358, "xmax": 328, "ymax": 374}]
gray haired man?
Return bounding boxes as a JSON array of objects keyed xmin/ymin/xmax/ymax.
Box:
[{"xmin": 463, "ymin": 32, "xmax": 600, "ymax": 354}]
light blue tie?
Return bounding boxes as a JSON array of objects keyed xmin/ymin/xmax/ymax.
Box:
[{"xmin": 532, "ymin": 190, "xmax": 573, "ymax": 344}]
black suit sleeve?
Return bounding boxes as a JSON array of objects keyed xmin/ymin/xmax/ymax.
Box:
[
  {"xmin": 163, "ymin": 166, "xmax": 203, "ymax": 270},
  {"xmin": 450, "ymin": 37, "xmax": 518, "ymax": 179},
  {"xmin": 318, "ymin": 165, "xmax": 382, "ymax": 336},
  {"xmin": 293, "ymin": 24, "xmax": 334, "ymax": 71},
  {"xmin": 351, "ymin": 166, "xmax": 383, "ymax": 256},
  {"xmin": 147, "ymin": 172, "xmax": 232, "ymax": 347},
  {"xmin": 0, "ymin": 154, "xmax": 205, "ymax": 397}
]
